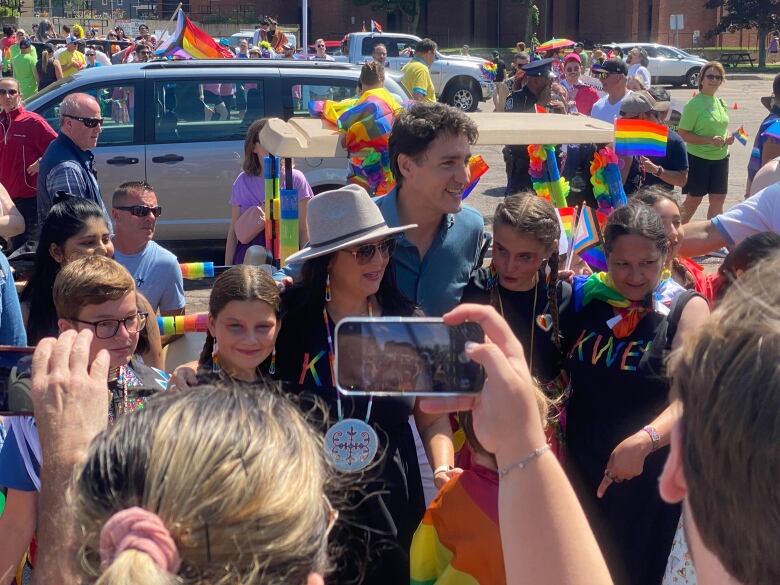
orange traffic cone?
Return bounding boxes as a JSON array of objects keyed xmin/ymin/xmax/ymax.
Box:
[{"xmin": 733, "ymin": 103, "xmax": 739, "ymax": 110}]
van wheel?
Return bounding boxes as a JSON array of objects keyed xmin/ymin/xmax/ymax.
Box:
[
  {"xmin": 447, "ymin": 82, "xmax": 479, "ymax": 111},
  {"xmin": 685, "ymin": 68, "xmax": 700, "ymax": 88}
]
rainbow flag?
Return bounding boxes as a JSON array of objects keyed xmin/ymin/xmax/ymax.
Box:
[
  {"xmin": 410, "ymin": 465, "xmax": 504, "ymax": 585},
  {"xmin": 614, "ymin": 118, "xmax": 668, "ymax": 157},
  {"xmin": 557, "ymin": 207, "xmax": 576, "ymax": 240},
  {"xmin": 154, "ymin": 10, "xmax": 235, "ymax": 60},
  {"xmin": 732, "ymin": 126, "xmax": 749, "ymax": 146},
  {"xmin": 463, "ymin": 155, "xmax": 490, "ymax": 199},
  {"xmin": 572, "ymin": 206, "xmax": 609, "ymax": 271}
]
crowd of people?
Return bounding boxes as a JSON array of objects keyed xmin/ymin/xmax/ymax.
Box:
[{"xmin": 0, "ymin": 28, "xmax": 779, "ymax": 585}]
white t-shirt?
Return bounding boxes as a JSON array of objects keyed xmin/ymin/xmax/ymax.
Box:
[
  {"xmin": 628, "ymin": 63, "xmax": 652, "ymax": 87},
  {"xmin": 590, "ymin": 90, "xmax": 631, "ymax": 123},
  {"xmin": 711, "ymin": 183, "xmax": 780, "ymax": 244}
]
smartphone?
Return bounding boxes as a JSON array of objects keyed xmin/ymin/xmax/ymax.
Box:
[
  {"xmin": 0, "ymin": 347, "xmax": 35, "ymax": 416},
  {"xmin": 334, "ymin": 317, "xmax": 485, "ymax": 396}
]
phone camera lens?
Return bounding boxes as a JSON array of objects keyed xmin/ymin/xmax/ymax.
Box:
[{"xmin": 457, "ymin": 351, "xmax": 470, "ymax": 364}]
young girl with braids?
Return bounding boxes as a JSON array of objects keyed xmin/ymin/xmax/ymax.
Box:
[
  {"xmin": 461, "ymin": 194, "xmax": 571, "ymax": 453},
  {"xmin": 463, "ymin": 195, "xmax": 571, "ymax": 387}
]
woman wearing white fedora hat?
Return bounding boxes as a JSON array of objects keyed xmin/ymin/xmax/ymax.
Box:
[{"xmin": 274, "ymin": 184, "xmax": 457, "ymax": 585}]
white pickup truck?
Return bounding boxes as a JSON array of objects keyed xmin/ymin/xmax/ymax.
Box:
[{"xmin": 341, "ymin": 32, "xmax": 494, "ymax": 111}]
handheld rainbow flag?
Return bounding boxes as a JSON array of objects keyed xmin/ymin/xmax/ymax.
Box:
[
  {"xmin": 614, "ymin": 118, "xmax": 669, "ymax": 157},
  {"xmin": 179, "ymin": 262, "xmax": 216, "ymax": 279},
  {"xmin": 154, "ymin": 9, "xmax": 235, "ymax": 59},
  {"xmin": 732, "ymin": 126, "xmax": 749, "ymax": 146},
  {"xmin": 763, "ymin": 120, "xmax": 780, "ymax": 140},
  {"xmin": 590, "ymin": 146, "xmax": 628, "ymax": 214},
  {"xmin": 463, "ymin": 155, "xmax": 490, "ymax": 199},
  {"xmin": 571, "ymin": 206, "xmax": 609, "ymax": 271},
  {"xmin": 557, "ymin": 207, "xmax": 576, "ymax": 240},
  {"xmin": 528, "ymin": 144, "xmax": 570, "ymax": 207},
  {"xmin": 157, "ymin": 313, "xmax": 209, "ymax": 336}
]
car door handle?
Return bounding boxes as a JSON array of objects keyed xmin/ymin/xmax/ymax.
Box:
[
  {"xmin": 152, "ymin": 154, "xmax": 184, "ymax": 163},
  {"xmin": 106, "ymin": 156, "xmax": 139, "ymax": 165}
]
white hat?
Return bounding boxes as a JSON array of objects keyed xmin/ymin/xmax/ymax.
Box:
[{"xmin": 285, "ymin": 184, "xmax": 416, "ymax": 264}]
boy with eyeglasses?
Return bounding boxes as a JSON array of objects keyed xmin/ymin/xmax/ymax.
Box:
[
  {"xmin": 0, "ymin": 255, "xmax": 167, "ymax": 583},
  {"xmin": 111, "ymin": 181, "xmax": 185, "ymax": 343},
  {"xmin": 36, "ymin": 92, "xmax": 112, "ymax": 232}
]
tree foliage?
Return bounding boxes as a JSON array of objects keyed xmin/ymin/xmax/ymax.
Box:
[{"xmin": 704, "ymin": 0, "xmax": 780, "ymax": 66}]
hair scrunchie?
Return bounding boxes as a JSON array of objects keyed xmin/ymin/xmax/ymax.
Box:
[{"xmin": 99, "ymin": 507, "xmax": 182, "ymax": 574}]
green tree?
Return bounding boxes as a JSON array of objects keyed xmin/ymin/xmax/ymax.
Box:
[
  {"xmin": 512, "ymin": 0, "xmax": 540, "ymax": 47},
  {"xmin": 352, "ymin": 0, "xmax": 426, "ymax": 34},
  {"xmin": 704, "ymin": 0, "xmax": 780, "ymax": 67}
]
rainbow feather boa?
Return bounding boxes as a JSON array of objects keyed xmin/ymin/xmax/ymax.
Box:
[
  {"xmin": 528, "ymin": 144, "xmax": 570, "ymax": 207},
  {"xmin": 590, "ymin": 146, "xmax": 628, "ymax": 214}
]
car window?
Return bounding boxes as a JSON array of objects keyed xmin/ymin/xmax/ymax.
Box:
[
  {"xmin": 656, "ymin": 47, "xmax": 679, "ymax": 59},
  {"xmin": 643, "ymin": 46, "xmax": 658, "ymax": 58},
  {"xmin": 153, "ymin": 79, "xmax": 264, "ymax": 143},
  {"xmin": 288, "ymin": 81, "xmax": 357, "ymax": 116},
  {"xmin": 396, "ymin": 39, "xmax": 414, "ymax": 56},
  {"xmin": 36, "ymin": 83, "xmax": 136, "ymax": 146}
]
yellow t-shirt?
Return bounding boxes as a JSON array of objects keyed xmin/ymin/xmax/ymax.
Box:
[
  {"xmin": 401, "ymin": 57, "xmax": 436, "ymax": 103},
  {"xmin": 58, "ymin": 49, "xmax": 85, "ymax": 78}
]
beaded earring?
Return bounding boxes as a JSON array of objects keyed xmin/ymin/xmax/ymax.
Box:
[
  {"xmin": 486, "ymin": 261, "xmax": 499, "ymax": 290},
  {"xmin": 211, "ymin": 339, "xmax": 221, "ymax": 374},
  {"xmin": 325, "ymin": 273, "xmax": 332, "ymax": 302},
  {"xmin": 269, "ymin": 347, "xmax": 277, "ymax": 375}
]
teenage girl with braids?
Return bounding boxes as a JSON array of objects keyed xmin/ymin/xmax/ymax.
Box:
[{"xmin": 461, "ymin": 195, "xmax": 571, "ymax": 454}]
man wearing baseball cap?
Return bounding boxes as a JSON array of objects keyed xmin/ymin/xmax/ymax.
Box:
[
  {"xmin": 620, "ymin": 89, "xmax": 689, "ymax": 190},
  {"xmin": 573, "ymin": 42, "xmax": 589, "ymax": 69},
  {"xmin": 590, "ymin": 57, "xmax": 630, "ymax": 123},
  {"xmin": 58, "ymin": 35, "xmax": 85, "ymax": 78}
]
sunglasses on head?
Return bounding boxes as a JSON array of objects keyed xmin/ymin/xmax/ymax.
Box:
[
  {"xmin": 63, "ymin": 114, "xmax": 104, "ymax": 128},
  {"xmin": 343, "ymin": 237, "xmax": 397, "ymax": 265},
  {"xmin": 0, "ymin": 88, "xmax": 18, "ymax": 96},
  {"xmin": 114, "ymin": 205, "xmax": 162, "ymax": 217}
]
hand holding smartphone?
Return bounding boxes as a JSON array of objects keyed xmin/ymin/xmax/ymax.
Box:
[{"xmin": 335, "ymin": 317, "xmax": 485, "ymax": 396}]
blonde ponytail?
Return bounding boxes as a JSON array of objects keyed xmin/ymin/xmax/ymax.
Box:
[{"xmin": 94, "ymin": 550, "xmax": 177, "ymax": 585}]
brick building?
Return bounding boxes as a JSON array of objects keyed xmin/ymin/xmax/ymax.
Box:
[{"xmin": 168, "ymin": 0, "xmax": 757, "ymax": 50}]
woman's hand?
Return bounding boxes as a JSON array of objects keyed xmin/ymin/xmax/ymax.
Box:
[
  {"xmin": 725, "ymin": 133, "xmax": 736, "ymax": 146},
  {"xmin": 596, "ymin": 431, "xmax": 653, "ymax": 498},
  {"xmin": 170, "ymin": 365, "xmax": 198, "ymax": 391},
  {"xmin": 710, "ymin": 135, "xmax": 726, "ymax": 147},
  {"xmin": 433, "ymin": 467, "xmax": 463, "ymax": 489}
]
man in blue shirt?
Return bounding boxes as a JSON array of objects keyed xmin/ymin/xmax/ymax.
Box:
[
  {"xmin": 380, "ymin": 102, "xmax": 484, "ymax": 316},
  {"xmin": 747, "ymin": 73, "xmax": 780, "ymax": 196}
]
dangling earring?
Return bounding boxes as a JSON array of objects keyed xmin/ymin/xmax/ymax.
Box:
[
  {"xmin": 325, "ymin": 273, "xmax": 332, "ymax": 302},
  {"xmin": 486, "ymin": 261, "xmax": 499, "ymax": 290},
  {"xmin": 269, "ymin": 347, "xmax": 277, "ymax": 375},
  {"xmin": 212, "ymin": 339, "xmax": 221, "ymax": 374},
  {"xmin": 661, "ymin": 267, "xmax": 672, "ymax": 281}
]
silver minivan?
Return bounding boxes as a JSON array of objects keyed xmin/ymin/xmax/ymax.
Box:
[{"xmin": 25, "ymin": 60, "xmax": 408, "ymax": 252}]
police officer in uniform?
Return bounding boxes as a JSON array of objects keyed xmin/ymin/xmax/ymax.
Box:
[{"xmin": 503, "ymin": 57, "xmax": 555, "ymax": 195}]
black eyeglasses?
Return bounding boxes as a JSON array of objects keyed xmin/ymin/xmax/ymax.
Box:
[
  {"xmin": 0, "ymin": 88, "xmax": 19, "ymax": 96},
  {"xmin": 69, "ymin": 312, "xmax": 148, "ymax": 339},
  {"xmin": 63, "ymin": 114, "xmax": 104, "ymax": 128},
  {"xmin": 114, "ymin": 204, "xmax": 162, "ymax": 217},
  {"xmin": 704, "ymin": 74, "xmax": 723, "ymax": 81},
  {"xmin": 343, "ymin": 237, "xmax": 397, "ymax": 265}
]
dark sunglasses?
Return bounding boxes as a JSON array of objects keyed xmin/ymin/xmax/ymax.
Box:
[
  {"xmin": 114, "ymin": 205, "xmax": 162, "ymax": 217},
  {"xmin": 317, "ymin": 44, "xmax": 325, "ymax": 48},
  {"xmin": 63, "ymin": 114, "xmax": 104, "ymax": 128},
  {"xmin": 704, "ymin": 74, "xmax": 723, "ymax": 81},
  {"xmin": 343, "ymin": 237, "xmax": 397, "ymax": 265},
  {"xmin": 0, "ymin": 88, "xmax": 19, "ymax": 96}
]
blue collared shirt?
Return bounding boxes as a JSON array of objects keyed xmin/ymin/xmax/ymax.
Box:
[
  {"xmin": 375, "ymin": 188, "xmax": 484, "ymax": 316},
  {"xmin": 276, "ymin": 188, "xmax": 484, "ymax": 316}
]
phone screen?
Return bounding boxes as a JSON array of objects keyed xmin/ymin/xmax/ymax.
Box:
[
  {"xmin": 335, "ymin": 318, "xmax": 485, "ymax": 396},
  {"xmin": 0, "ymin": 347, "xmax": 35, "ymax": 416}
]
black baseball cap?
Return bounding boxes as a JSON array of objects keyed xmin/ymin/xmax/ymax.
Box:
[{"xmin": 592, "ymin": 57, "xmax": 628, "ymax": 76}]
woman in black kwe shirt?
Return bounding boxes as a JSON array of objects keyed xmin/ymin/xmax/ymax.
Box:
[
  {"xmin": 560, "ymin": 202, "xmax": 709, "ymax": 585},
  {"xmin": 274, "ymin": 185, "xmax": 456, "ymax": 585}
]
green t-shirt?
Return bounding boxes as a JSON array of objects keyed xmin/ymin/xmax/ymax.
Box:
[
  {"xmin": 678, "ymin": 93, "xmax": 730, "ymax": 160},
  {"xmin": 12, "ymin": 53, "xmax": 38, "ymax": 99}
]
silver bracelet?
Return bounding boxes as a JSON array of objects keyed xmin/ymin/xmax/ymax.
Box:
[{"xmin": 498, "ymin": 445, "xmax": 551, "ymax": 478}]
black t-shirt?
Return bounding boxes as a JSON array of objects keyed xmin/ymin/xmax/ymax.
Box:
[
  {"xmin": 461, "ymin": 268, "xmax": 571, "ymax": 386},
  {"xmin": 494, "ymin": 58, "xmax": 506, "ymax": 82},
  {"xmin": 560, "ymin": 300, "xmax": 679, "ymax": 585},
  {"xmin": 643, "ymin": 129, "xmax": 689, "ymax": 190}
]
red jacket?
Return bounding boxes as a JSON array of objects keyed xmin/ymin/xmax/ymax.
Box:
[{"xmin": 0, "ymin": 105, "xmax": 57, "ymax": 199}]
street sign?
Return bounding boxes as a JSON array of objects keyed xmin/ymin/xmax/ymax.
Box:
[{"xmin": 670, "ymin": 14, "xmax": 684, "ymax": 31}]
